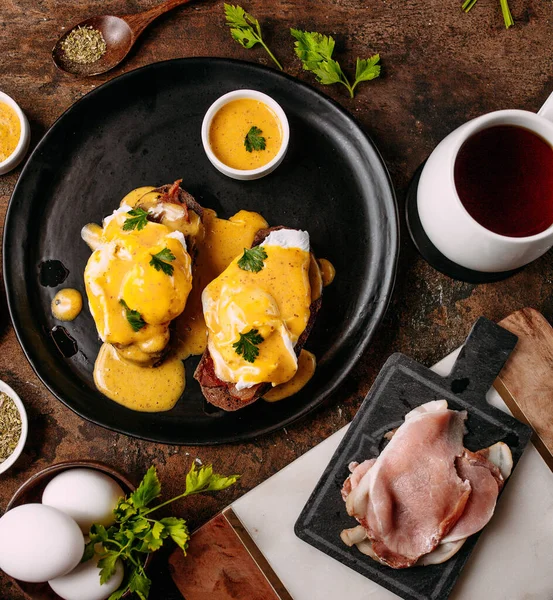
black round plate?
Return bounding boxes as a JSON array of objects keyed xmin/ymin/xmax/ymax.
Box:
[{"xmin": 3, "ymin": 58, "xmax": 398, "ymax": 445}]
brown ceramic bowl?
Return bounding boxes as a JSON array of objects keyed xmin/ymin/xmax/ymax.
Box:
[{"xmin": 5, "ymin": 460, "xmax": 144, "ymax": 600}]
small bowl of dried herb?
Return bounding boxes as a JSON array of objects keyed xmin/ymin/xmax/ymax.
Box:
[{"xmin": 0, "ymin": 380, "xmax": 27, "ymax": 475}]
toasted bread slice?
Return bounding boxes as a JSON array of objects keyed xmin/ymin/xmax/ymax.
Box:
[{"xmin": 194, "ymin": 226, "xmax": 323, "ymax": 411}]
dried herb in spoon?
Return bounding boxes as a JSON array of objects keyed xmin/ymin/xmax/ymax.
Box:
[
  {"xmin": 0, "ymin": 392, "xmax": 22, "ymax": 462},
  {"xmin": 61, "ymin": 25, "xmax": 107, "ymax": 64}
]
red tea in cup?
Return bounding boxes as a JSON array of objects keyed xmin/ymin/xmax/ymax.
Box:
[{"xmin": 454, "ymin": 125, "xmax": 553, "ymax": 238}]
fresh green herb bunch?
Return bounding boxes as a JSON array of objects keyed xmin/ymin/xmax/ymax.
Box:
[
  {"xmin": 462, "ymin": 0, "xmax": 514, "ymax": 29},
  {"xmin": 85, "ymin": 463, "xmax": 239, "ymax": 600},
  {"xmin": 291, "ymin": 29, "xmax": 381, "ymax": 99},
  {"xmin": 224, "ymin": 4, "xmax": 283, "ymax": 70}
]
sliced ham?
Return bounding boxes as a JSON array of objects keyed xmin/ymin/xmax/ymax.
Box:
[
  {"xmin": 441, "ymin": 450, "xmax": 502, "ymax": 543},
  {"xmin": 341, "ymin": 460, "xmax": 376, "ymax": 501},
  {"xmin": 344, "ymin": 401, "xmax": 471, "ymax": 568},
  {"xmin": 341, "ymin": 401, "xmax": 512, "ymax": 569}
]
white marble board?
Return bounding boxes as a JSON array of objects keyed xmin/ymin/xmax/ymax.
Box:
[{"xmin": 232, "ymin": 348, "xmax": 553, "ymax": 600}]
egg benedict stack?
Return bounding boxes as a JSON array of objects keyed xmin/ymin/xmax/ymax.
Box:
[
  {"xmin": 194, "ymin": 226, "xmax": 323, "ymax": 411},
  {"xmin": 82, "ymin": 182, "xmax": 204, "ymax": 411}
]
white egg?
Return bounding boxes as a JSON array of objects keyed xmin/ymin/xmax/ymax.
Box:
[
  {"xmin": 42, "ymin": 468, "xmax": 124, "ymax": 533},
  {"xmin": 0, "ymin": 504, "xmax": 84, "ymax": 582},
  {"xmin": 49, "ymin": 551, "xmax": 124, "ymax": 600}
]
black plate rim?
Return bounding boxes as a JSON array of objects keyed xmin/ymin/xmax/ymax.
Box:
[{"xmin": 3, "ymin": 57, "xmax": 399, "ymax": 444}]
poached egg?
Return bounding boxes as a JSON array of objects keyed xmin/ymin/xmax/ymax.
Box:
[
  {"xmin": 83, "ymin": 205, "xmax": 193, "ymax": 365},
  {"xmin": 202, "ymin": 229, "xmax": 311, "ymax": 390}
]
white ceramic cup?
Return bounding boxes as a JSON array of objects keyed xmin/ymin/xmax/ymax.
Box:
[{"xmin": 417, "ymin": 92, "xmax": 553, "ymax": 273}]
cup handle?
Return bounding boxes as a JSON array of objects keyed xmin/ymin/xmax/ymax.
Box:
[{"xmin": 538, "ymin": 91, "xmax": 553, "ymax": 123}]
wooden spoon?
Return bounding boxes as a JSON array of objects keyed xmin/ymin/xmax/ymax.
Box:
[{"xmin": 52, "ymin": 0, "xmax": 195, "ymax": 77}]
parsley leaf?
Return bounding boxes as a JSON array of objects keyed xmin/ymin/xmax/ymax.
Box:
[
  {"xmin": 128, "ymin": 569, "xmax": 151, "ymax": 600},
  {"xmin": 244, "ymin": 126, "xmax": 266, "ymax": 152},
  {"xmin": 224, "ymin": 4, "xmax": 283, "ymax": 70},
  {"xmin": 130, "ymin": 465, "xmax": 161, "ymax": 509},
  {"xmin": 160, "ymin": 517, "xmax": 190, "ymax": 553},
  {"xmin": 237, "ymin": 245, "xmax": 267, "ymax": 272},
  {"xmin": 119, "ymin": 299, "xmax": 146, "ymax": 332},
  {"xmin": 81, "ymin": 539, "xmax": 96, "ymax": 563},
  {"xmin": 122, "ymin": 208, "xmax": 149, "ymax": 231},
  {"xmin": 290, "ymin": 29, "xmax": 380, "ymax": 98},
  {"xmin": 149, "ymin": 247, "xmax": 176, "ymax": 276},
  {"xmin": 98, "ymin": 551, "xmax": 120, "ymax": 585},
  {"xmin": 462, "ymin": 0, "xmax": 514, "ymax": 28},
  {"xmin": 233, "ymin": 328, "xmax": 264, "ymax": 363}
]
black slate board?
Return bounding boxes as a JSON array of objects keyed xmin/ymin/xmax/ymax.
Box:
[{"xmin": 295, "ymin": 317, "xmax": 532, "ymax": 600}]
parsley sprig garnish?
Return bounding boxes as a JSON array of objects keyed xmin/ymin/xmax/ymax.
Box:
[
  {"xmin": 119, "ymin": 299, "xmax": 146, "ymax": 332},
  {"xmin": 233, "ymin": 328, "xmax": 265, "ymax": 363},
  {"xmin": 462, "ymin": 0, "xmax": 514, "ymax": 29},
  {"xmin": 291, "ymin": 29, "xmax": 380, "ymax": 98},
  {"xmin": 224, "ymin": 4, "xmax": 283, "ymax": 70},
  {"xmin": 149, "ymin": 247, "xmax": 176, "ymax": 276},
  {"xmin": 122, "ymin": 208, "xmax": 150, "ymax": 231},
  {"xmin": 85, "ymin": 463, "xmax": 239, "ymax": 600},
  {"xmin": 244, "ymin": 126, "xmax": 266, "ymax": 152},
  {"xmin": 237, "ymin": 245, "xmax": 267, "ymax": 272}
]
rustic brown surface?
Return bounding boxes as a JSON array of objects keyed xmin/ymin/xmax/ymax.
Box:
[{"xmin": 1, "ymin": 0, "xmax": 553, "ymax": 598}]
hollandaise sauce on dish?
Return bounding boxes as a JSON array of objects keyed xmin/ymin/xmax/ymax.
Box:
[
  {"xmin": 94, "ymin": 343, "xmax": 185, "ymax": 412},
  {"xmin": 82, "ymin": 189, "xmax": 195, "ymax": 412},
  {"xmin": 209, "ymin": 99, "xmax": 282, "ymax": 170},
  {"xmin": 173, "ymin": 208, "xmax": 269, "ymax": 360},
  {"xmin": 83, "ymin": 183, "xmax": 335, "ymax": 412},
  {"xmin": 263, "ymin": 349, "xmax": 317, "ymax": 402},
  {"xmin": 202, "ymin": 229, "xmax": 312, "ymax": 390},
  {"xmin": 0, "ymin": 102, "xmax": 21, "ymax": 162},
  {"xmin": 51, "ymin": 289, "xmax": 83, "ymax": 322}
]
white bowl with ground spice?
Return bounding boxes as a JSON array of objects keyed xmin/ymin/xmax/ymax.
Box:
[
  {"xmin": 0, "ymin": 380, "xmax": 28, "ymax": 475},
  {"xmin": 201, "ymin": 89, "xmax": 290, "ymax": 181},
  {"xmin": 0, "ymin": 91, "xmax": 30, "ymax": 176}
]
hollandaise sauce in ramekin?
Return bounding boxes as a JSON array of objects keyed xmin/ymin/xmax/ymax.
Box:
[
  {"xmin": 0, "ymin": 101, "xmax": 21, "ymax": 163},
  {"xmin": 209, "ymin": 98, "xmax": 283, "ymax": 170}
]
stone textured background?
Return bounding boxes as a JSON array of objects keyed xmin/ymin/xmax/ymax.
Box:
[{"xmin": 1, "ymin": 0, "xmax": 552, "ymax": 597}]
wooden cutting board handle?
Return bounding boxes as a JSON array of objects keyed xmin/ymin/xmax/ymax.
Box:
[{"xmin": 497, "ymin": 308, "xmax": 553, "ymax": 471}]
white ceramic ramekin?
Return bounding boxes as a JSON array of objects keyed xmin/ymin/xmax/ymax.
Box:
[
  {"xmin": 0, "ymin": 91, "xmax": 30, "ymax": 176},
  {"xmin": 0, "ymin": 380, "xmax": 28, "ymax": 475},
  {"xmin": 201, "ymin": 89, "xmax": 290, "ymax": 181}
]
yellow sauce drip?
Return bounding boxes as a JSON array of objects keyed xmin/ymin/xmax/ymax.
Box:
[
  {"xmin": 120, "ymin": 186, "xmax": 156, "ymax": 208},
  {"xmin": 173, "ymin": 209, "xmax": 269, "ymax": 360},
  {"xmin": 209, "ymin": 99, "xmax": 282, "ymax": 170},
  {"xmin": 0, "ymin": 102, "xmax": 21, "ymax": 162},
  {"xmin": 309, "ymin": 254, "xmax": 323, "ymax": 302},
  {"xmin": 263, "ymin": 350, "xmax": 316, "ymax": 402},
  {"xmin": 51, "ymin": 288, "xmax": 83, "ymax": 321},
  {"xmin": 94, "ymin": 343, "xmax": 185, "ymax": 412},
  {"xmin": 318, "ymin": 258, "xmax": 336, "ymax": 286},
  {"xmin": 203, "ymin": 243, "xmax": 311, "ymax": 388}
]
